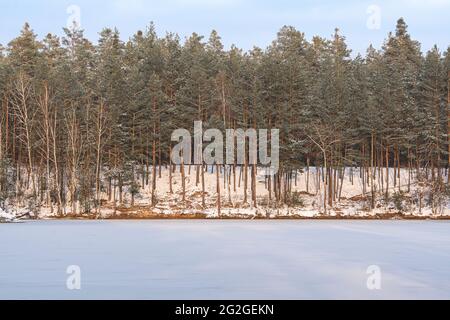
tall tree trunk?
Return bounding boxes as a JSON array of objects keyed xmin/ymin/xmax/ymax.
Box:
[
  {"xmin": 386, "ymin": 144, "xmax": 390, "ymax": 199},
  {"xmin": 95, "ymin": 101, "xmax": 105, "ymax": 216},
  {"xmin": 216, "ymin": 164, "xmax": 221, "ymax": 217},
  {"xmin": 181, "ymin": 152, "xmax": 186, "ymax": 203},
  {"xmin": 151, "ymin": 98, "xmax": 157, "ymax": 206},
  {"xmin": 370, "ymin": 132, "xmax": 375, "ymax": 210},
  {"xmin": 169, "ymin": 146, "xmax": 173, "ymax": 194},
  {"xmin": 201, "ymin": 164, "xmax": 206, "ymax": 208},
  {"xmin": 447, "ymin": 71, "xmax": 450, "ymax": 184}
]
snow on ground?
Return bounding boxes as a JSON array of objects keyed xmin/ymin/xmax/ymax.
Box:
[
  {"xmin": 3, "ymin": 166, "xmax": 450, "ymax": 219},
  {"xmin": 0, "ymin": 208, "xmax": 15, "ymax": 222},
  {"xmin": 104, "ymin": 166, "xmax": 450, "ymax": 218},
  {"xmin": 0, "ymin": 220, "xmax": 449, "ymax": 300}
]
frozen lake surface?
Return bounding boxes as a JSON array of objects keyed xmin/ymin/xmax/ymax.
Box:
[{"xmin": 1, "ymin": 220, "xmax": 449, "ymax": 300}]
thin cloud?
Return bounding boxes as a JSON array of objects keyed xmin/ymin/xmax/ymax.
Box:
[
  {"xmin": 404, "ymin": 0, "xmax": 450, "ymax": 7},
  {"xmin": 113, "ymin": 0, "xmax": 240, "ymax": 14},
  {"xmin": 175, "ymin": 0, "xmax": 240, "ymax": 6},
  {"xmin": 113, "ymin": 0, "xmax": 146, "ymax": 13}
]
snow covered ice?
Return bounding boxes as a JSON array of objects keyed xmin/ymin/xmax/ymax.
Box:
[{"xmin": 1, "ymin": 220, "xmax": 450, "ymax": 300}]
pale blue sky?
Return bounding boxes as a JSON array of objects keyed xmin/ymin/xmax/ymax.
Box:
[{"xmin": 0, "ymin": 0, "xmax": 449, "ymax": 55}]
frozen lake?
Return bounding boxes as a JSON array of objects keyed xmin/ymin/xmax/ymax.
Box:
[{"xmin": 0, "ymin": 220, "xmax": 449, "ymax": 300}]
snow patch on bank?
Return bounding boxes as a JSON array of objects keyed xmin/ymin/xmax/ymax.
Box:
[
  {"xmin": 0, "ymin": 208, "xmax": 16, "ymax": 223},
  {"xmin": 3, "ymin": 166, "xmax": 450, "ymax": 219}
]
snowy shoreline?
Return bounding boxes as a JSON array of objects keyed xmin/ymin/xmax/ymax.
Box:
[
  {"xmin": 3, "ymin": 166, "xmax": 450, "ymax": 222},
  {"xmin": 6, "ymin": 212, "xmax": 450, "ymax": 222}
]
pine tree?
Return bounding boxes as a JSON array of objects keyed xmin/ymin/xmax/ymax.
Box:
[{"xmin": 0, "ymin": 18, "xmax": 448, "ymax": 216}]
